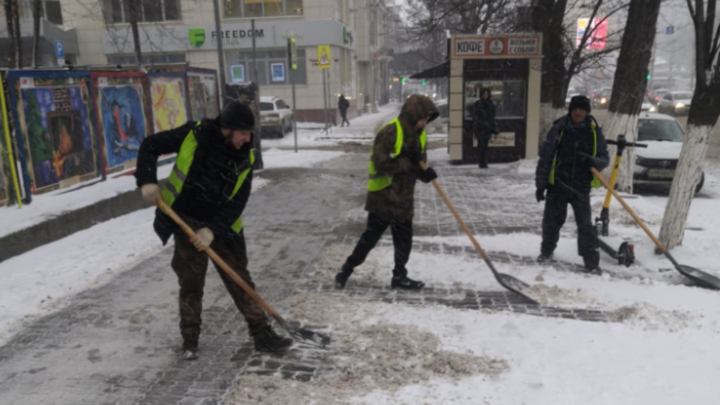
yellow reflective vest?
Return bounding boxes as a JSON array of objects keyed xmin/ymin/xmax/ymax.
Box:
[
  {"xmin": 548, "ymin": 124, "xmax": 602, "ymax": 189},
  {"xmin": 367, "ymin": 118, "xmax": 427, "ymax": 192}
]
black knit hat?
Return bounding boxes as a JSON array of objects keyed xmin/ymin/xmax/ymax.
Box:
[
  {"xmin": 220, "ymin": 101, "xmax": 255, "ymax": 131},
  {"xmin": 569, "ymin": 95, "xmax": 592, "ymax": 114}
]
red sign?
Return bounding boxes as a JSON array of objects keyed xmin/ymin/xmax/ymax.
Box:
[
  {"xmin": 452, "ymin": 35, "xmax": 541, "ymax": 59},
  {"xmin": 589, "ymin": 19, "xmax": 608, "ymax": 50}
]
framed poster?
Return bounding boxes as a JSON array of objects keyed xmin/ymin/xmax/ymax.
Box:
[
  {"xmin": 271, "ymin": 63, "xmax": 285, "ymax": 82},
  {"xmin": 231, "ymin": 64, "xmax": 245, "ymax": 83}
]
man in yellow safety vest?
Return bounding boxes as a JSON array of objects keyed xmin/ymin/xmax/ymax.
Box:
[
  {"xmin": 335, "ymin": 95, "xmax": 440, "ymax": 290},
  {"xmin": 135, "ymin": 101, "xmax": 292, "ymax": 361}
]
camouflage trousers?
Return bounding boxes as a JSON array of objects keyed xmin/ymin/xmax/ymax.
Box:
[{"xmin": 171, "ymin": 217, "xmax": 267, "ymax": 349}]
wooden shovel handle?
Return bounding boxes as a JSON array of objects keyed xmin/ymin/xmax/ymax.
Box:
[
  {"xmin": 157, "ymin": 200, "xmax": 286, "ymax": 323},
  {"xmin": 590, "ymin": 167, "xmax": 668, "ymax": 253},
  {"xmin": 419, "ymin": 161, "xmax": 490, "ymax": 260}
]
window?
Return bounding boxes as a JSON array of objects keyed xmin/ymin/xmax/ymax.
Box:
[
  {"xmin": 663, "ymin": 93, "xmax": 672, "ymax": 101},
  {"xmin": 107, "ymin": 53, "xmax": 186, "ymax": 65},
  {"xmin": 44, "ymin": 1, "xmax": 63, "ymax": 25},
  {"xmin": 276, "ymin": 100, "xmax": 289, "ymax": 109},
  {"xmin": 260, "ymin": 102, "xmax": 275, "ymax": 111},
  {"xmin": 463, "ymin": 80, "xmax": 526, "ymax": 120},
  {"xmin": 224, "ymin": 0, "xmax": 303, "ymax": 17},
  {"xmin": 102, "ymin": 0, "xmax": 181, "ymax": 23},
  {"xmin": 226, "ymin": 49, "xmax": 306, "ymax": 86}
]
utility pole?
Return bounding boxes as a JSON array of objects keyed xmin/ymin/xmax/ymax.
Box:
[{"xmin": 212, "ymin": 0, "xmax": 226, "ymax": 103}]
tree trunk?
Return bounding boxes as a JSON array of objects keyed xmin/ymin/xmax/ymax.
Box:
[
  {"xmin": 536, "ymin": 0, "xmax": 568, "ymax": 145},
  {"xmin": 32, "ymin": 0, "xmax": 41, "ymax": 68},
  {"xmin": 602, "ymin": 0, "xmax": 661, "ymax": 192},
  {"xmin": 4, "ymin": 0, "xmax": 22, "ymax": 68},
  {"xmin": 12, "ymin": 0, "xmax": 21, "ymax": 68},
  {"xmin": 128, "ymin": 0, "xmax": 143, "ymax": 65},
  {"xmin": 658, "ymin": 0, "xmax": 720, "ymax": 250}
]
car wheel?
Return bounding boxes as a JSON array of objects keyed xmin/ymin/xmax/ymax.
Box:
[{"xmin": 695, "ymin": 172, "xmax": 705, "ymax": 195}]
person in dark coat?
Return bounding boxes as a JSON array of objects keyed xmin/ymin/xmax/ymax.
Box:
[
  {"xmin": 135, "ymin": 101, "xmax": 292, "ymax": 360},
  {"xmin": 472, "ymin": 88, "xmax": 498, "ymax": 168},
  {"xmin": 338, "ymin": 94, "xmax": 350, "ymax": 127},
  {"xmin": 334, "ymin": 95, "xmax": 440, "ymax": 290},
  {"xmin": 535, "ymin": 95, "xmax": 610, "ymax": 274}
]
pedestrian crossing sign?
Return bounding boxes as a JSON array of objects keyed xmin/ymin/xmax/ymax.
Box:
[{"xmin": 317, "ymin": 45, "xmax": 331, "ymax": 69}]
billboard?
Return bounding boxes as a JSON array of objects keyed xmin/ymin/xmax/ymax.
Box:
[
  {"xmin": 186, "ymin": 68, "xmax": 219, "ymax": 121},
  {"xmin": 148, "ymin": 73, "xmax": 189, "ymax": 133},
  {"xmin": 8, "ymin": 71, "xmax": 99, "ymax": 194},
  {"xmin": 577, "ymin": 18, "xmax": 608, "ymax": 50}
]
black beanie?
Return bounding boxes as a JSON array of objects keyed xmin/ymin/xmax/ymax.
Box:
[
  {"xmin": 220, "ymin": 101, "xmax": 255, "ymax": 131},
  {"xmin": 569, "ymin": 95, "xmax": 592, "ymax": 114}
]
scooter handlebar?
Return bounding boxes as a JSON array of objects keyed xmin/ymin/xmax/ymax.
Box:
[{"xmin": 606, "ymin": 139, "xmax": 648, "ymax": 148}]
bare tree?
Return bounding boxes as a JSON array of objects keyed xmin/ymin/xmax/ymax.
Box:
[
  {"xmin": 127, "ymin": 0, "xmax": 143, "ymax": 65},
  {"xmin": 32, "ymin": 0, "xmax": 41, "ymax": 67},
  {"xmin": 601, "ymin": 0, "xmax": 662, "ymax": 192},
  {"xmin": 658, "ymin": 0, "xmax": 720, "ymax": 250}
]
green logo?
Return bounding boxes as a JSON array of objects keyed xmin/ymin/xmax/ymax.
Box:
[{"xmin": 189, "ymin": 28, "xmax": 206, "ymax": 48}]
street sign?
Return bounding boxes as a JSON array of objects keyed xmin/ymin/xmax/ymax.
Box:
[
  {"xmin": 666, "ymin": 26, "xmax": 675, "ymax": 34},
  {"xmin": 54, "ymin": 41, "xmax": 64, "ymax": 58},
  {"xmin": 317, "ymin": 45, "xmax": 331, "ymax": 69},
  {"xmin": 289, "ymin": 37, "xmax": 298, "ymax": 70}
]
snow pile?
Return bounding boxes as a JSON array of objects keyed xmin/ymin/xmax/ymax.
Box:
[
  {"xmin": 510, "ymin": 158, "xmax": 538, "ymax": 174},
  {"xmin": 228, "ymin": 294, "xmax": 508, "ymax": 405},
  {"xmin": 607, "ymin": 303, "xmax": 695, "ymax": 332},
  {"xmin": 526, "ymin": 283, "xmax": 598, "ymax": 308}
]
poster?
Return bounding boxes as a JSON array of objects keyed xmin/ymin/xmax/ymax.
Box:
[
  {"xmin": 149, "ymin": 74, "xmax": 189, "ymax": 133},
  {"xmin": 231, "ymin": 64, "xmax": 245, "ymax": 83},
  {"xmin": 93, "ymin": 73, "xmax": 149, "ymax": 173},
  {"xmin": 271, "ymin": 63, "xmax": 285, "ymax": 82},
  {"xmin": 0, "ymin": 104, "xmax": 9, "ymax": 206},
  {"xmin": 8, "ymin": 71, "xmax": 98, "ymax": 194},
  {"xmin": 577, "ymin": 18, "xmax": 608, "ymax": 50},
  {"xmin": 187, "ymin": 69, "xmax": 219, "ymax": 121}
]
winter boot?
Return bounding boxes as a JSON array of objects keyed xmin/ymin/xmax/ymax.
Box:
[
  {"xmin": 391, "ymin": 276, "xmax": 425, "ymax": 290},
  {"xmin": 536, "ymin": 253, "xmax": 554, "ymax": 263},
  {"xmin": 334, "ymin": 264, "xmax": 353, "ymax": 289},
  {"xmin": 585, "ymin": 266, "xmax": 602, "ymax": 276},
  {"xmin": 182, "ymin": 344, "xmax": 199, "ymax": 361},
  {"xmin": 254, "ymin": 326, "xmax": 293, "ymax": 353}
]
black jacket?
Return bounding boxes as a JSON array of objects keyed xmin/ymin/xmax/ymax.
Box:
[
  {"xmin": 135, "ymin": 118, "xmax": 254, "ymax": 245},
  {"xmin": 472, "ymin": 98, "xmax": 497, "ymax": 137},
  {"xmin": 536, "ymin": 115, "xmax": 609, "ymax": 195},
  {"xmin": 338, "ymin": 96, "xmax": 349, "ymax": 113}
]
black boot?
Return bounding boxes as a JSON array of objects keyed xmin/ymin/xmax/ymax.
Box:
[
  {"xmin": 536, "ymin": 253, "xmax": 554, "ymax": 263},
  {"xmin": 334, "ymin": 264, "xmax": 353, "ymax": 289},
  {"xmin": 391, "ymin": 276, "xmax": 425, "ymax": 290},
  {"xmin": 585, "ymin": 266, "xmax": 602, "ymax": 276},
  {"xmin": 253, "ymin": 326, "xmax": 293, "ymax": 353}
]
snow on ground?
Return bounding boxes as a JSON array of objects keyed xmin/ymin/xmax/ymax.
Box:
[
  {"xmin": 261, "ymin": 149, "xmax": 345, "ymax": 169},
  {"xmin": 0, "ymin": 207, "xmax": 164, "ymax": 346},
  {"xmin": 0, "ymin": 164, "xmax": 173, "ymax": 238}
]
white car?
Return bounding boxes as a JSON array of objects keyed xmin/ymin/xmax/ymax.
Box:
[
  {"xmin": 641, "ymin": 96, "xmax": 655, "ymax": 112},
  {"xmin": 260, "ymin": 96, "xmax": 293, "ymax": 137},
  {"xmin": 657, "ymin": 91, "xmax": 693, "ymax": 116},
  {"xmin": 633, "ymin": 112, "xmax": 704, "ymax": 193}
]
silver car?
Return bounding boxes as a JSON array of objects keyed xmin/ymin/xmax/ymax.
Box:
[{"xmin": 657, "ymin": 91, "xmax": 693, "ymax": 116}]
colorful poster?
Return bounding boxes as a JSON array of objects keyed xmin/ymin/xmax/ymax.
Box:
[
  {"xmin": 271, "ymin": 63, "xmax": 285, "ymax": 82},
  {"xmin": 577, "ymin": 18, "xmax": 608, "ymax": 50},
  {"xmin": 94, "ymin": 74, "xmax": 149, "ymax": 172},
  {"xmin": 8, "ymin": 71, "xmax": 98, "ymax": 193},
  {"xmin": 187, "ymin": 70, "xmax": 219, "ymax": 121},
  {"xmin": 149, "ymin": 75, "xmax": 188, "ymax": 133},
  {"xmin": 0, "ymin": 108, "xmax": 8, "ymax": 206}
]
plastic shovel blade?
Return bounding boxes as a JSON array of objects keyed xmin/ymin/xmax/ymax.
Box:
[
  {"xmin": 495, "ymin": 273, "xmax": 539, "ymax": 305},
  {"xmin": 676, "ymin": 265, "xmax": 720, "ymax": 290}
]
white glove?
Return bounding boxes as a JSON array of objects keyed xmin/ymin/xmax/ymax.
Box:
[
  {"xmin": 141, "ymin": 183, "xmax": 162, "ymax": 205},
  {"xmin": 191, "ymin": 227, "xmax": 214, "ymax": 251}
]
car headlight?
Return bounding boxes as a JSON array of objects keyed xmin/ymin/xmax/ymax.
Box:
[
  {"xmin": 635, "ymin": 156, "xmax": 647, "ymax": 167},
  {"xmin": 600, "ymin": 97, "xmax": 607, "ymax": 104},
  {"xmin": 634, "ymin": 164, "xmax": 645, "ymax": 174},
  {"xmin": 675, "ymin": 103, "xmax": 685, "ymax": 108},
  {"xmin": 649, "ymin": 106, "xmax": 656, "ymax": 112}
]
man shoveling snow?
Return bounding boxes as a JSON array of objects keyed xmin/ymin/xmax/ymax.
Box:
[
  {"xmin": 335, "ymin": 95, "xmax": 440, "ymax": 290},
  {"xmin": 135, "ymin": 101, "xmax": 292, "ymax": 360}
]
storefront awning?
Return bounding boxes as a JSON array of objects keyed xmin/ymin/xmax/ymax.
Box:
[{"xmin": 409, "ymin": 61, "xmax": 449, "ymax": 79}]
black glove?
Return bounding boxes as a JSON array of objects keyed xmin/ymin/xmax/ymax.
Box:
[
  {"xmin": 418, "ymin": 167, "xmax": 438, "ymax": 183},
  {"xmin": 403, "ymin": 148, "xmax": 424, "ymax": 166},
  {"xmin": 578, "ymin": 152, "xmax": 598, "ymax": 168},
  {"xmin": 536, "ymin": 188, "xmax": 546, "ymax": 203}
]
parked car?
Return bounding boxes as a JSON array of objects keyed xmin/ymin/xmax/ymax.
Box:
[
  {"xmin": 633, "ymin": 112, "xmax": 704, "ymax": 193},
  {"xmin": 259, "ymin": 96, "xmax": 293, "ymax": 138},
  {"xmin": 657, "ymin": 91, "xmax": 693, "ymax": 116}
]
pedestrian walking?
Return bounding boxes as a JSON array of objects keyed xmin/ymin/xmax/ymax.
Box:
[
  {"xmin": 535, "ymin": 95, "xmax": 610, "ymax": 274},
  {"xmin": 338, "ymin": 94, "xmax": 350, "ymax": 127},
  {"xmin": 334, "ymin": 95, "xmax": 440, "ymax": 290},
  {"xmin": 135, "ymin": 101, "xmax": 292, "ymax": 361}
]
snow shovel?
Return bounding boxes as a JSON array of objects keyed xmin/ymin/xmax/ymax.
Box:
[
  {"xmin": 419, "ymin": 162, "xmax": 538, "ymax": 304},
  {"xmin": 157, "ymin": 200, "xmax": 332, "ymax": 347},
  {"xmin": 590, "ymin": 167, "xmax": 720, "ymax": 290}
]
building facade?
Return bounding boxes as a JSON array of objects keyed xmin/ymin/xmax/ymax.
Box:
[{"xmin": 48, "ymin": 0, "xmax": 393, "ymax": 122}]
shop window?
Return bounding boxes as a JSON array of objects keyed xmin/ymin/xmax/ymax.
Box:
[
  {"xmin": 224, "ymin": 0, "xmax": 302, "ymax": 17},
  {"xmin": 102, "ymin": 0, "xmax": 181, "ymax": 23},
  {"xmin": 464, "ymin": 80, "xmax": 526, "ymax": 120}
]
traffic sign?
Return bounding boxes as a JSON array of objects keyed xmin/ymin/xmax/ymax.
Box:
[
  {"xmin": 666, "ymin": 26, "xmax": 674, "ymax": 35},
  {"xmin": 317, "ymin": 45, "xmax": 331, "ymax": 69},
  {"xmin": 289, "ymin": 37, "xmax": 298, "ymax": 70},
  {"xmin": 54, "ymin": 41, "xmax": 64, "ymax": 58}
]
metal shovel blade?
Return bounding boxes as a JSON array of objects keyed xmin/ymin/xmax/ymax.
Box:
[
  {"xmin": 676, "ymin": 265, "xmax": 720, "ymax": 290},
  {"xmin": 494, "ymin": 272, "xmax": 539, "ymax": 305},
  {"xmin": 280, "ymin": 320, "xmax": 331, "ymax": 348}
]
